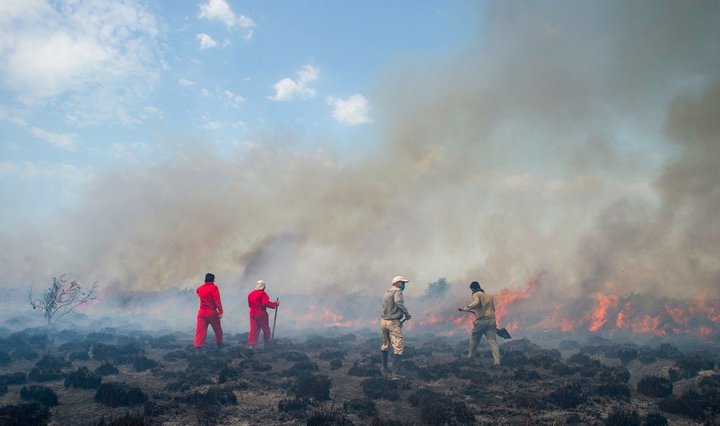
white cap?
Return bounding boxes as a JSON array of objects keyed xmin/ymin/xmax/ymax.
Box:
[
  {"xmin": 392, "ymin": 276, "xmax": 409, "ymax": 285},
  {"xmin": 255, "ymin": 280, "xmax": 266, "ymax": 290}
]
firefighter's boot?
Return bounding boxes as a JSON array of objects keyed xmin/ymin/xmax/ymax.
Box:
[
  {"xmin": 468, "ymin": 339, "xmax": 478, "ymax": 359},
  {"xmin": 381, "ymin": 350, "xmax": 390, "ymax": 375},
  {"xmin": 391, "ymin": 354, "xmax": 402, "ymax": 380}
]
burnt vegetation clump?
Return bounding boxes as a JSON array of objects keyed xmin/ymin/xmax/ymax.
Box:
[
  {"xmin": 95, "ymin": 363, "xmax": 119, "ymax": 376},
  {"xmin": 95, "ymin": 382, "xmax": 148, "ymax": 407},
  {"xmin": 549, "ymin": 381, "xmax": 586, "ymax": 409},
  {"xmin": 343, "ymin": 398, "xmax": 377, "ymax": 418},
  {"xmin": 636, "ymin": 375, "xmax": 673, "ymax": 398},
  {"xmin": 289, "ymin": 372, "xmax": 332, "ymax": 401},
  {"xmin": 0, "ymin": 401, "xmax": 51, "ymax": 426},
  {"xmin": 0, "ymin": 372, "xmax": 27, "ymax": 386},
  {"xmin": 65, "ymin": 366, "xmax": 102, "ymax": 389},
  {"xmin": 407, "ymin": 388, "xmax": 475, "ymax": 425},
  {"xmin": 132, "ymin": 355, "xmax": 161, "ymax": 372},
  {"xmin": 348, "ymin": 358, "xmax": 381, "ymax": 377},
  {"xmin": 179, "ymin": 386, "xmax": 238, "ymax": 406},
  {"xmin": 605, "ymin": 407, "xmax": 641, "ymax": 426},
  {"xmin": 361, "ymin": 377, "xmax": 399, "ymax": 401},
  {"xmin": 658, "ymin": 390, "xmax": 707, "ymax": 420},
  {"xmin": 20, "ymin": 385, "xmax": 59, "ymax": 407}
]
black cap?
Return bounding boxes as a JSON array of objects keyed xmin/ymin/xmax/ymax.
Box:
[
  {"xmin": 205, "ymin": 273, "xmax": 215, "ymax": 282},
  {"xmin": 470, "ymin": 281, "xmax": 482, "ymax": 291}
]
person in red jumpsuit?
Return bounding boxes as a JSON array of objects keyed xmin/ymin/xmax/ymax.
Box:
[
  {"xmin": 194, "ymin": 273, "xmax": 224, "ymax": 349},
  {"xmin": 247, "ymin": 280, "xmax": 279, "ymax": 349}
]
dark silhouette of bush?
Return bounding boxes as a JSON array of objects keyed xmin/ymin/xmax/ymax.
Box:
[
  {"xmin": 549, "ymin": 381, "xmax": 586, "ymax": 408},
  {"xmin": 606, "ymin": 407, "xmax": 640, "ymax": 426},
  {"xmin": 658, "ymin": 390, "xmax": 705, "ymax": 420},
  {"xmin": 307, "ymin": 406, "xmax": 351, "ymax": 426},
  {"xmin": 595, "ymin": 382, "xmax": 630, "ymax": 399},
  {"xmin": 0, "ymin": 402, "xmax": 50, "ymax": 425},
  {"xmin": 289, "ymin": 373, "xmax": 331, "ymax": 401},
  {"xmin": 218, "ymin": 366, "xmax": 241, "ymax": 384},
  {"xmin": 501, "ymin": 350, "xmax": 528, "ymax": 367},
  {"xmin": 64, "ymin": 366, "xmax": 102, "ymax": 389},
  {"xmin": 319, "ymin": 350, "xmax": 345, "ymax": 360},
  {"xmin": 162, "ymin": 350, "xmax": 189, "ymax": 361},
  {"xmin": 343, "ymin": 398, "xmax": 376, "ymax": 418},
  {"xmin": 11, "ymin": 347, "xmax": 39, "ymax": 361},
  {"xmin": 285, "ymin": 361, "xmax": 319, "ymax": 376},
  {"xmin": 95, "ymin": 412, "xmax": 149, "ymax": 425},
  {"xmin": 95, "ymin": 382, "xmax": 147, "ymax": 407},
  {"xmin": 28, "ymin": 368, "xmax": 64, "ymax": 382},
  {"xmin": 408, "ymin": 388, "xmax": 475, "ymax": 425},
  {"xmin": 132, "ymin": 356, "xmax": 160, "ymax": 372},
  {"xmin": 0, "ymin": 372, "xmax": 27, "ymax": 385},
  {"xmin": 675, "ymin": 354, "xmax": 714, "ymax": 379},
  {"xmin": 348, "ymin": 359, "xmax": 381, "ymax": 377},
  {"xmin": 643, "ymin": 412, "xmax": 668, "ymax": 426},
  {"xmin": 551, "ymin": 363, "xmax": 578, "ymax": 376},
  {"xmin": 144, "ymin": 399, "xmax": 178, "ymax": 417},
  {"xmin": 20, "ymin": 385, "xmax": 58, "ymax": 406},
  {"xmin": 361, "ymin": 377, "xmax": 399, "ymax": 401},
  {"xmin": 95, "ymin": 363, "xmax": 119, "ymax": 376},
  {"xmin": 69, "ymin": 351, "xmax": 90, "ymax": 361},
  {"xmin": 637, "ymin": 375, "xmax": 672, "ymax": 398},
  {"xmin": 0, "ymin": 351, "xmax": 11, "ymax": 366},
  {"xmin": 35, "ymin": 354, "xmax": 71, "ymax": 370},
  {"xmin": 513, "ymin": 368, "xmax": 541, "ymax": 381},
  {"xmin": 599, "ymin": 366, "xmax": 631, "ymax": 384},
  {"xmin": 278, "ymin": 398, "xmax": 307, "ymax": 413},
  {"xmin": 567, "ymin": 352, "xmax": 593, "ymax": 366},
  {"xmin": 616, "ymin": 347, "xmax": 638, "ymax": 365},
  {"xmin": 180, "ymin": 386, "xmax": 238, "ymax": 406},
  {"xmin": 0, "ymin": 383, "xmax": 6, "ymax": 395},
  {"xmin": 329, "ymin": 359, "xmax": 342, "ymax": 370},
  {"xmin": 283, "ymin": 351, "xmax": 310, "ymax": 362}
]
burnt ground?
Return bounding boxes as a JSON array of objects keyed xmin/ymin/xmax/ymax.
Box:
[{"xmin": 0, "ymin": 326, "xmax": 718, "ymax": 425}]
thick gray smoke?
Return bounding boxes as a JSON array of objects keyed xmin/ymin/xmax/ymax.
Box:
[{"xmin": 2, "ymin": 1, "xmax": 719, "ymax": 328}]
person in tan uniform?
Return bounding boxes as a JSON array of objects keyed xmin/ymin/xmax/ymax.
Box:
[
  {"xmin": 380, "ymin": 275, "xmax": 411, "ymax": 380},
  {"xmin": 459, "ymin": 281, "xmax": 501, "ymax": 365}
]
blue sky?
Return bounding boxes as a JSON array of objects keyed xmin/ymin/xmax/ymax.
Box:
[{"xmin": 1, "ymin": 0, "xmax": 719, "ymax": 304}]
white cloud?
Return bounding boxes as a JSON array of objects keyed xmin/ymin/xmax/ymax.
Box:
[
  {"xmin": 269, "ymin": 64, "xmax": 319, "ymax": 101},
  {"xmin": 196, "ymin": 32, "xmax": 217, "ymax": 49},
  {"xmin": 198, "ymin": 0, "xmax": 255, "ymax": 40},
  {"xmin": 223, "ymin": 90, "xmax": 245, "ymax": 108},
  {"xmin": 0, "ymin": 0, "xmax": 161, "ymax": 117},
  {"xmin": 204, "ymin": 121, "xmax": 222, "ymax": 130},
  {"xmin": 179, "ymin": 78, "xmax": 195, "ymax": 87},
  {"xmin": 326, "ymin": 94, "xmax": 372, "ymax": 125},
  {"xmin": 30, "ymin": 127, "xmax": 76, "ymax": 150}
]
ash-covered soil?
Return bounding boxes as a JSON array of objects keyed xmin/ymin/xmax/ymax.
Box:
[{"xmin": 0, "ymin": 325, "xmax": 718, "ymax": 425}]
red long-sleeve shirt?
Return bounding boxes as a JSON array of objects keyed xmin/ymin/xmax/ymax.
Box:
[
  {"xmin": 197, "ymin": 282, "xmax": 223, "ymax": 315},
  {"xmin": 248, "ymin": 289, "xmax": 277, "ymax": 316}
]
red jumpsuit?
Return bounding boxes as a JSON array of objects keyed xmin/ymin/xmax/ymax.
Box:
[
  {"xmin": 194, "ymin": 282, "xmax": 223, "ymax": 348},
  {"xmin": 247, "ymin": 289, "xmax": 278, "ymax": 346}
]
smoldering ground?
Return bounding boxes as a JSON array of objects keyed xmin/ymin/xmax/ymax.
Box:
[{"xmin": 1, "ymin": 1, "xmax": 719, "ymax": 335}]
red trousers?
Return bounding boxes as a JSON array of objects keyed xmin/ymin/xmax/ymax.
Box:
[
  {"xmin": 195, "ymin": 311, "xmax": 223, "ymax": 347},
  {"xmin": 247, "ymin": 311, "xmax": 272, "ymax": 346}
]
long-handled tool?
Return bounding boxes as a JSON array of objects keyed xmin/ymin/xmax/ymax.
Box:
[{"xmin": 271, "ymin": 297, "xmax": 279, "ymax": 341}]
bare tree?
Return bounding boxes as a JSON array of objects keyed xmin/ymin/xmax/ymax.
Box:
[{"xmin": 28, "ymin": 275, "xmax": 99, "ymax": 324}]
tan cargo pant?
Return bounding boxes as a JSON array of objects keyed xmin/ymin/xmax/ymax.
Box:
[
  {"xmin": 470, "ymin": 318, "xmax": 501, "ymax": 365},
  {"xmin": 380, "ymin": 319, "xmax": 404, "ymax": 355}
]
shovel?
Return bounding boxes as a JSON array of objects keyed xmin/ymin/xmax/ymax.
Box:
[{"xmin": 271, "ymin": 297, "xmax": 279, "ymax": 341}]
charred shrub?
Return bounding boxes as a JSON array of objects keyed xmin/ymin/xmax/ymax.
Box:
[
  {"xmin": 567, "ymin": 352, "xmax": 593, "ymax": 366},
  {"xmin": 319, "ymin": 350, "xmax": 345, "ymax": 361},
  {"xmin": 343, "ymin": 398, "xmax": 376, "ymax": 418},
  {"xmin": 599, "ymin": 366, "xmax": 631, "ymax": 384},
  {"xmin": 35, "ymin": 354, "xmax": 71, "ymax": 370},
  {"xmin": 250, "ymin": 362, "xmax": 272, "ymax": 372},
  {"xmin": 289, "ymin": 373, "xmax": 331, "ymax": 401},
  {"xmin": 28, "ymin": 367, "xmax": 64, "ymax": 382},
  {"xmin": 501, "ymin": 350, "xmax": 528, "ymax": 367},
  {"xmin": 307, "ymin": 405, "xmax": 351, "ymax": 426},
  {"xmin": 361, "ymin": 377, "xmax": 399, "ymax": 401},
  {"xmin": 0, "ymin": 351, "xmax": 11, "ymax": 366},
  {"xmin": 285, "ymin": 361, "xmax": 319, "ymax": 376},
  {"xmin": 95, "ymin": 363, "xmax": 119, "ymax": 376},
  {"xmin": 0, "ymin": 383, "xmax": 6, "ymax": 395},
  {"xmin": 605, "ymin": 407, "xmax": 640, "ymax": 426},
  {"xmin": 616, "ymin": 347, "xmax": 638, "ymax": 365},
  {"xmin": 329, "ymin": 359, "xmax": 342, "ymax": 370},
  {"xmin": 95, "ymin": 382, "xmax": 147, "ymax": 407},
  {"xmin": 65, "ymin": 366, "xmax": 102, "ymax": 389},
  {"xmin": 132, "ymin": 356, "xmax": 160, "ymax": 372},
  {"xmin": 595, "ymin": 382, "xmax": 630, "ymax": 399},
  {"xmin": 643, "ymin": 412, "xmax": 668, "ymax": 426},
  {"xmin": 20, "ymin": 385, "xmax": 58, "ymax": 406},
  {"xmin": 69, "ymin": 350, "xmax": 90, "ymax": 361},
  {"xmin": 0, "ymin": 372, "xmax": 27, "ymax": 385},
  {"xmin": 551, "ymin": 363, "xmax": 578, "ymax": 376},
  {"xmin": 86, "ymin": 332, "xmax": 114, "ymax": 342},
  {"xmin": 162, "ymin": 350, "xmax": 189, "ymax": 362},
  {"xmin": 348, "ymin": 359, "xmax": 381, "ymax": 377},
  {"xmin": 658, "ymin": 390, "xmax": 706, "ymax": 420},
  {"xmin": 675, "ymin": 354, "xmax": 714, "ymax": 378},
  {"xmin": 0, "ymin": 402, "xmax": 50, "ymax": 426},
  {"xmin": 637, "ymin": 375, "xmax": 672, "ymax": 398},
  {"xmin": 218, "ymin": 366, "xmax": 241, "ymax": 384},
  {"xmin": 144, "ymin": 399, "xmax": 178, "ymax": 417},
  {"xmin": 408, "ymin": 388, "xmax": 475, "ymax": 425},
  {"xmin": 283, "ymin": 351, "xmax": 310, "ymax": 362},
  {"xmin": 180, "ymin": 386, "xmax": 238, "ymax": 406},
  {"xmin": 559, "ymin": 340, "xmax": 581, "ymax": 351},
  {"xmin": 513, "ymin": 368, "xmax": 541, "ymax": 381},
  {"xmin": 549, "ymin": 381, "xmax": 586, "ymax": 408},
  {"xmin": 12, "ymin": 348, "xmax": 39, "ymax": 361},
  {"xmin": 278, "ymin": 398, "xmax": 307, "ymax": 413}
]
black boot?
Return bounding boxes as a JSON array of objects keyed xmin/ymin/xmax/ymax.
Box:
[
  {"xmin": 381, "ymin": 351, "xmax": 390, "ymax": 374},
  {"xmin": 391, "ymin": 354, "xmax": 402, "ymax": 380}
]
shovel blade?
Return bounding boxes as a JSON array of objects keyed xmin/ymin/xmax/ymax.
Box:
[{"xmin": 497, "ymin": 328, "xmax": 512, "ymax": 339}]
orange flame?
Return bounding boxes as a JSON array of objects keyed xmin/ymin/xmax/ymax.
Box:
[
  {"xmin": 494, "ymin": 278, "xmax": 539, "ymax": 323},
  {"xmin": 588, "ymin": 293, "xmax": 619, "ymax": 332}
]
